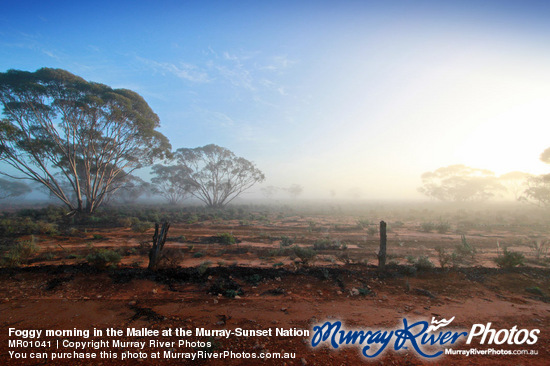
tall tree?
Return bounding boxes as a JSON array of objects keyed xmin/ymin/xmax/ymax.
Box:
[
  {"xmin": 498, "ymin": 171, "xmax": 532, "ymax": 200},
  {"xmin": 174, "ymin": 144, "xmax": 264, "ymax": 208},
  {"xmin": 519, "ymin": 148, "xmax": 550, "ymax": 207},
  {"xmin": 286, "ymin": 184, "xmax": 303, "ymax": 199},
  {"xmin": 418, "ymin": 164, "xmax": 504, "ymax": 202},
  {"xmin": 520, "ymin": 174, "xmax": 550, "ymax": 207},
  {"xmin": 0, "ymin": 178, "xmax": 31, "ymax": 200},
  {"xmin": 0, "ymin": 68, "xmax": 170, "ymax": 213},
  {"xmin": 151, "ymin": 164, "xmax": 192, "ymax": 205}
]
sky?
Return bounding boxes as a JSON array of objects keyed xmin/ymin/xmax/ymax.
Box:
[{"xmin": 1, "ymin": 0, "xmax": 550, "ymax": 200}]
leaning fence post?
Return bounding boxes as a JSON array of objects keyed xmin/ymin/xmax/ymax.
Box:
[
  {"xmin": 378, "ymin": 221, "xmax": 387, "ymax": 270},
  {"xmin": 148, "ymin": 222, "xmax": 170, "ymax": 271}
]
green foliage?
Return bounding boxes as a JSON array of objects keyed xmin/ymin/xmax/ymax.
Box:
[
  {"xmin": 406, "ymin": 255, "xmax": 434, "ymax": 271},
  {"xmin": 193, "ymin": 252, "xmax": 205, "ymax": 258},
  {"xmin": 213, "ymin": 233, "xmax": 237, "ymax": 245},
  {"xmin": 0, "ymin": 68, "xmax": 171, "ymax": 213},
  {"xmin": 313, "ymin": 238, "xmax": 344, "ymax": 250},
  {"xmin": 131, "ymin": 221, "xmax": 152, "ymax": 233},
  {"xmin": 494, "ymin": 248, "xmax": 525, "ymax": 269},
  {"xmin": 358, "ymin": 287, "xmax": 372, "ymax": 296},
  {"xmin": 367, "ymin": 226, "xmax": 378, "ymax": 236},
  {"xmin": 86, "ymin": 249, "xmax": 121, "ymax": 269},
  {"xmin": 525, "ymin": 286, "xmax": 544, "ymax": 296},
  {"xmin": 279, "ymin": 235, "xmax": 294, "ymax": 247},
  {"xmin": 166, "ymin": 235, "xmax": 186, "ymax": 243},
  {"xmin": 435, "ymin": 246, "xmax": 451, "ymax": 269},
  {"xmin": 208, "ymin": 276, "xmax": 242, "ymax": 297},
  {"xmin": 197, "ymin": 261, "xmax": 212, "ymax": 275},
  {"xmin": 245, "ymin": 274, "xmax": 262, "ymax": 286},
  {"xmin": 292, "ymin": 245, "xmax": 316, "ymax": 265},
  {"xmin": 420, "ymin": 222, "xmax": 435, "ymax": 232},
  {"xmin": 455, "ymin": 235, "xmax": 476, "ymax": 259},
  {"xmin": 435, "ymin": 221, "xmax": 451, "ymax": 233},
  {"xmin": 2, "ymin": 237, "xmax": 40, "ymax": 267}
]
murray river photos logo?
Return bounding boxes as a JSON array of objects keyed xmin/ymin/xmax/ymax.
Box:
[{"xmin": 310, "ymin": 317, "xmax": 539, "ymax": 359}]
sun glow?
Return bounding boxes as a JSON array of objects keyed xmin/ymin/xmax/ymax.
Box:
[{"xmin": 453, "ymin": 98, "xmax": 550, "ymax": 176}]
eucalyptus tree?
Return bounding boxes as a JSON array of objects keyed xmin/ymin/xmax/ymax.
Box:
[
  {"xmin": 0, "ymin": 178, "xmax": 31, "ymax": 200},
  {"xmin": 418, "ymin": 164, "xmax": 504, "ymax": 202},
  {"xmin": 174, "ymin": 144, "xmax": 264, "ymax": 208},
  {"xmin": 151, "ymin": 164, "xmax": 193, "ymax": 205},
  {"xmin": 0, "ymin": 68, "xmax": 170, "ymax": 213}
]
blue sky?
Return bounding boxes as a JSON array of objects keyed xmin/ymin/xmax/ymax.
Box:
[{"xmin": 2, "ymin": 1, "xmax": 550, "ymax": 199}]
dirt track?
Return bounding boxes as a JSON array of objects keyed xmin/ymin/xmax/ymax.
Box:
[{"xmin": 1, "ymin": 263, "xmax": 549, "ymax": 365}]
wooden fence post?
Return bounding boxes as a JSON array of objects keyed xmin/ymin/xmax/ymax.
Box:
[
  {"xmin": 148, "ymin": 222, "xmax": 170, "ymax": 271},
  {"xmin": 378, "ymin": 220, "xmax": 387, "ymax": 270}
]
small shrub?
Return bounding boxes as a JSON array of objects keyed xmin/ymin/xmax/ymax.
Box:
[
  {"xmin": 37, "ymin": 221, "xmax": 59, "ymax": 236},
  {"xmin": 197, "ymin": 261, "xmax": 212, "ymax": 275},
  {"xmin": 39, "ymin": 252, "xmax": 56, "ymax": 261},
  {"xmin": 367, "ymin": 227, "xmax": 378, "ymax": 236},
  {"xmin": 313, "ymin": 238, "xmax": 342, "ymax": 250},
  {"xmin": 414, "ymin": 256, "xmax": 435, "ymax": 271},
  {"xmin": 530, "ymin": 240, "xmax": 549, "ymax": 259},
  {"xmin": 208, "ymin": 276, "xmax": 242, "ymax": 297},
  {"xmin": 455, "ymin": 235, "xmax": 476, "ymax": 260},
  {"xmin": 157, "ymin": 248, "xmax": 184, "ymax": 269},
  {"xmin": 66, "ymin": 227, "xmax": 81, "ymax": 236},
  {"xmin": 206, "ymin": 233, "xmax": 237, "ymax": 245},
  {"xmin": 338, "ymin": 251, "xmax": 351, "ymax": 264},
  {"xmin": 292, "ymin": 245, "xmax": 316, "ymax": 265},
  {"xmin": 131, "ymin": 221, "xmax": 152, "ymax": 233},
  {"xmin": 2, "ymin": 238, "xmax": 40, "ymax": 267},
  {"xmin": 193, "ymin": 252, "xmax": 205, "ymax": 258},
  {"xmin": 494, "ymin": 249, "xmax": 524, "ymax": 269},
  {"xmin": 245, "ymin": 274, "xmax": 262, "ymax": 286},
  {"xmin": 435, "ymin": 246, "xmax": 452, "ymax": 269},
  {"xmin": 356, "ymin": 219, "xmax": 371, "ymax": 229},
  {"xmin": 279, "ymin": 236, "xmax": 294, "ymax": 247},
  {"xmin": 86, "ymin": 249, "xmax": 121, "ymax": 269},
  {"xmin": 525, "ymin": 286, "xmax": 544, "ymax": 296},
  {"xmin": 435, "ymin": 222, "xmax": 451, "ymax": 234},
  {"xmin": 167, "ymin": 235, "xmax": 186, "ymax": 243},
  {"xmin": 392, "ymin": 221, "xmax": 405, "ymax": 229},
  {"xmin": 420, "ymin": 222, "xmax": 435, "ymax": 233},
  {"xmin": 406, "ymin": 255, "xmax": 434, "ymax": 271}
]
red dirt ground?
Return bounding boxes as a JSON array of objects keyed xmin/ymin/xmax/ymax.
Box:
[{"xmin": 1, "ymin": 216, "xmax": 549, "ymax": 365}]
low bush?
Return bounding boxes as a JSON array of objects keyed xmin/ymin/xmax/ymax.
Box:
[
  {"xmin": 494, "ymin": 249, "xmax": 524, "ymax": 269},
  {"xmin": 131, "ymin": 221, "xmax": 152, "ymax": 233},
  {"xmin": 313, "ymin": 238, "xmax": 343, "ymax": 250},
  {"xmin": 2, "ymin": 238, "xmax": 40, "ymax": 267},
  {"xmin": 86, "ymin": 249, "xmax": 121, "ymax": 269},
  {"xmin": 215, "ymin": 233, "xmax": 237, "ymax": 245},
  {"xmin": 420, "ymin": 222, "xmax": 435, "ymax": 233},
  {"xmin": 406, "ymin": 255, "xmax": 434, "ymax": 271},
  {"xmin": 279, "ymin": 235, "xmax": 294, "ymax": 247},
  {"xmin": 292, "ymin": 245, "xmax": 316, "ymax": 265},
  {"xmin": 435, "ymin": 222, "xmax": 451, "ymax": 234}
]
